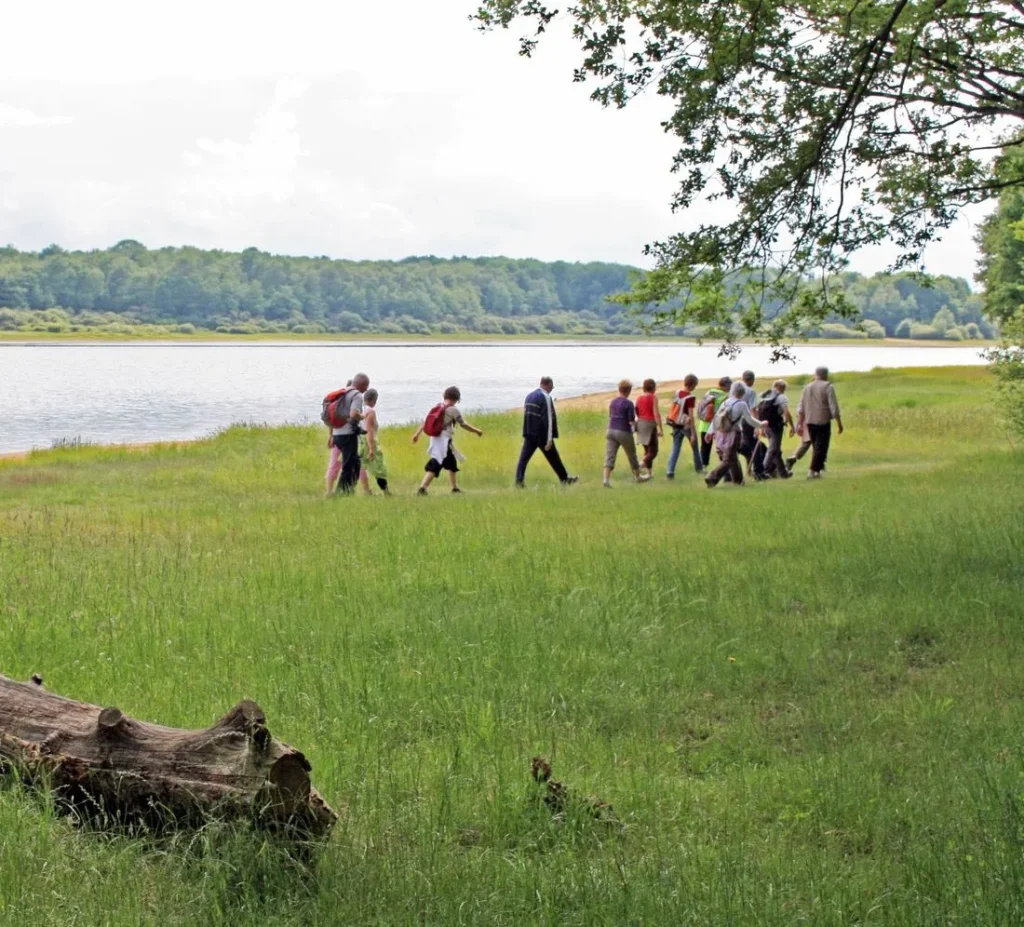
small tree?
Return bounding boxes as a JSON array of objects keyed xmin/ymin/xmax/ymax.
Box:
[{"xmin": 977, "ymin": 144, "xmax": 1024, "ymax": 439}]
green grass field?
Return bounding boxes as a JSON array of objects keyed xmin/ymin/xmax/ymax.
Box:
[{"xmin": 1, "ymin": 366, "xmax": 1022, "ymax": 926}]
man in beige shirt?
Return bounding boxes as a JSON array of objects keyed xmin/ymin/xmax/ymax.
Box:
[{"xmin": 788, "ymin": 367, "xmax": 844, "ymax": 478}]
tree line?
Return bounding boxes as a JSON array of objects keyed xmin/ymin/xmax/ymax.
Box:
[{"xmin": 0, "ymin": 242, "xmax": 995, "ymax": 340}]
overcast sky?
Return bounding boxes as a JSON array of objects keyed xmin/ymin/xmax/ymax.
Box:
[{"xmin": 0, "ymin": 0, "xmax": 989, "ymax": 280}]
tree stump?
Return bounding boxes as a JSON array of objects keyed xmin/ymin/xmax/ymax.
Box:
[{"xmin": 0, "ymin": 673, "xmax": 337, "ymax": 837}]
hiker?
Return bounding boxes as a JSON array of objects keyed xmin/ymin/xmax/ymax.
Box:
[
  {"xmin": 515, "ymin": 376, "xmax": 578, "ymax": 488},
  {"xmin": 756, "ymin": 379, "xmax": 796, "ymax": 479},
  {"xmin": 357, "ymin": 389, "xmax": 390, "ymax": 495},
  {"xmin": 603, "ymin": 379, "xmax": 648, "ymax": 488},
  {"xmin": 738, "ymin": 370, "xmax": 760, "ymax": 475},
  {"xmin": 697, "ymin": 376, "xmax": 732, "ymax": 469},
  {"xmin": 789, "ymin": 367, "xmax": 844, "ymax": 479},
  {"xmin": 665, "ymin": 373, "xmax": 704, "ymax": 478},
  {"xmin": 635, "ymin": 378, "xmax": 664, "ymax": 478},
  {"xmin": 705, "ymin": 382, "xmax": 769, "ymax": 488},
  {"xmin": 412, "ymin": 386, "xmax": 483, "ymax": 495},
  {"xmin": 327, "ymin": 373, "xmax": 369, "ymax": 495}
]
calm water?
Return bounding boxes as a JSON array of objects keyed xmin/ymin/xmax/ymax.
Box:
[{"xmin": 0, "ymin": 341, "xmax": 985, "ymax": 454}]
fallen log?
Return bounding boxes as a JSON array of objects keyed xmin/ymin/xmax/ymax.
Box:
[{"xmin": 0, "ymin": 673, "xmax": 337, "ymax": 837}]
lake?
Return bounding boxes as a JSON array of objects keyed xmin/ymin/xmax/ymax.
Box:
[{"xmin": 0, "ymin": 340, "xmax": 986, "ymax": 454}]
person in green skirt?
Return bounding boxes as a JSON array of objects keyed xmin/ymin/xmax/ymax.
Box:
[{"xmin": 358, "ymin": 389, "xmax": 390, "ymax": 495}]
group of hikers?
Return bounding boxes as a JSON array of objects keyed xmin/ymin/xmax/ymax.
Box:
[
  {"xmin": 321, "ymin": 367, "xmax": 843, "ymax": 495},
  {"xmin": 600, "ymin": 367, "xmax": 843, "ymax": 488}
]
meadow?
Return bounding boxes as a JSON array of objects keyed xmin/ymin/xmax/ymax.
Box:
[{"xmin": 0, "ymin": 366, "xmax": 1021, "ymax": 926}]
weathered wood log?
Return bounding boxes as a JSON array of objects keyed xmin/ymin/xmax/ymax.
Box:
[{"xmin": 0, "ymin": 673, "xmax": 337, "ymax": 837}]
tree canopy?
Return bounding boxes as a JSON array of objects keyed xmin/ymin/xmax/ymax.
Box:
[
  {"xmin": 475, "ymin": 0, "xmax": 1024, "ymax": 347},
  {"xmin": 0, "ymin": 242, "xmax": 993, "ymax": 341}
]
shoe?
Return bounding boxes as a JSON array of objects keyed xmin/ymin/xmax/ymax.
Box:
[
  {"xmin": 564, "ymin": 476, "xmax": 579, "ymax": 485},
  {"xmin": 451, "ymin": 487, "xmax": 463, "ymax": 494},
  {"xmin": 807, "ymin": 471, "xmax": 820, "ymax": 480},
  {"xmin": 515, "ymin": 481, "xmax": 525, "ymax": 489},
  {"xmin": 417, "ymin": 488, "xmax": 428, "ymax": 496},
  {"xmin": 603, "ymin": 481, "xmax": 612, "ymax": 489},
  {"xmin": 785, "ymin": 456, "xmax": 797, "ymax": 470},
  {"xmin": 665, "ymin": 473, "xmax": 675, "ymax": 480},
  {"xmin": 704, "ymin": 476, "xmax": 716, "ymax": 489}
]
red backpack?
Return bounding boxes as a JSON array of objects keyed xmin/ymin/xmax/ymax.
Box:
[
  {"xmin": 423, "ymin": 402, "xmax": 447, "ymax": 437},
  {"xmin": 321, "ymin": 387, "xmax": 354, "ymax": 429}
]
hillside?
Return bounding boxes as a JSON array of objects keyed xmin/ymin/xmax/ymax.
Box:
[{"xmin": 0, "ymin": 242, "xmax": 996, "ymax": 340}]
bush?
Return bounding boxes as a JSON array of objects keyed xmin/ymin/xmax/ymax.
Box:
[
  {"xmin": 944, "ymin": 328, "xmax": 965, "ymax": 341},
  {"xmin": 965, "ymin": 323, "xmax": 983, "ymax": 340},
  {"xmin": 819, "ymin": 323, "xmax": 869, "ymax": 339},
  {"xmin": 895, "ymin": 318, "xmax": 914, "ymax": 338},
  {"xmin": 909, "ymin": 323, "xmax": 942, "ymax": 340},
  {"xmin": 861, "ymin": 319, "xmax": 886, "ymax": 339},
  {"xmin": 176, "ymin": 323, "xmax": 197, "ymax": 335}
]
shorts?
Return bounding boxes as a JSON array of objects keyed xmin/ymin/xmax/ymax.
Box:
[
  {"xmin": 636, "ymin": 419, "xmax": 658, "ymax": 446},
  {"xmin": 604, "ymin": 429, "xmax": 640, "ymax": 471},
  {"xmin": 425, "ymin": 442, "xmax": 459, "ymax": 476},
  {"xmin": 358, "ymin": 436, "xmax": 388, "ymax": 480}
]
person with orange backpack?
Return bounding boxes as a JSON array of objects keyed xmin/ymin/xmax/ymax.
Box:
[
  {"xmin": 665, "ymin": 373, "xmax": 704, "ymax": 478},
  {"xmin": 412, "ymin": 386, "xmax": 484, "ymax": 495},
  {"xmin": 322, "ymin": 373, "xmax": 369, "ymax": 495}
]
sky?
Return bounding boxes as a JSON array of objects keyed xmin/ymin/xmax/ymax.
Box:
[{"xmin": 0, "ymin": 0, "xmax": 991, "ymax": 281}]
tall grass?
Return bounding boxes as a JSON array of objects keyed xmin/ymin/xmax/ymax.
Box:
[{"xmin": 0, "ymin": 366, "xmax": 1021, "ymax": 925}]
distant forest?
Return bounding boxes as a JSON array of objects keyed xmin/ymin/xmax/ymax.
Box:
[{"xmin": 0, "ymin": 242, "xmax": 996, "ymax": 340}]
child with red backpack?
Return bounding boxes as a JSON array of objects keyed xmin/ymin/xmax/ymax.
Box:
[{"xmin": 412, "ymin": 386, "xmax": 484, "ymax": 495}]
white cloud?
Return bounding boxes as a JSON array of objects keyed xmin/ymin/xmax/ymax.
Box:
[
  {"xmin": 0, "ymin": 0, "xmax": 991, "ymax": 280},
  {"xmin": 0, "ymin": 103, "xmax": 71, "ymax": 128}
]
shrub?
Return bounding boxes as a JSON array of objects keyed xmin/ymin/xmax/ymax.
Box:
[
  {"xmin": 820, "ymin": 322, "xmax": 868, "ymax": 339},
  {"xmin": 895, "ymin": 318, "xmax": 914, "ymax": 338},
  {"xmin": 909, "ymin": 323, "xmax": 942, "ymax": 340}
]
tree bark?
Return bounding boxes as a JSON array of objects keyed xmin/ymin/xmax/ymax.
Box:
[{"xmin": 0, "ymin": 673, "xmax": 337, "ymax": 837}]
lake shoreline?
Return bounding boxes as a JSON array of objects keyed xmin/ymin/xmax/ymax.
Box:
[
  {"xmin": 0, "ymin": 333, "xmax": 994, "ymax": 349},
  {"xmin": 1, "ymin": 364, "xmax": 989, "ymax": 462}
]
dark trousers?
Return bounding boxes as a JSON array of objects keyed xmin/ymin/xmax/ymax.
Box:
[
  {"xmin": 516, "ymin": 436, "xmax": 569, "ymax": 484},
  {"xmin": 700, "ymin": 432, "xmax": 714, "ymax": 468},
  {"xmin": 739, "ymin": 423, "xmax": 757, "ymax": 465},
  {"xmin": 641, "ymin": 431, "xmax": 659, "ymax": 470},
  {"xmin": 707, "ymin": 442, "xmax": 743, "ymax": 486},
  {"xmin": 762, "ymin": 427, "xmax": 788, "ymax": 477},
  {"xmin": 808, "ymin": 422, "xmax": 832, "ymax": 474},
  {"xmin": 332, "ymin": 433, "xmax": 361, "ymax": 494}
]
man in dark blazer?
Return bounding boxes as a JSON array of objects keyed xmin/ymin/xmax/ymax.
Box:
[{"xmin": 515, "ymin": 376, "xmax": 578, "ymax": 487}]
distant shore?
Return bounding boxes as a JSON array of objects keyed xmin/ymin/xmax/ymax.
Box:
[{"xmin": 0, "ymin": 331, "xmax": 994, "ymax": 348}]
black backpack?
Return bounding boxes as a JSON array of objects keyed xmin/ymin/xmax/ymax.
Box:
[{"xmin": 756, "ymin": 390, "xmax": 783, "ymax": 430}]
